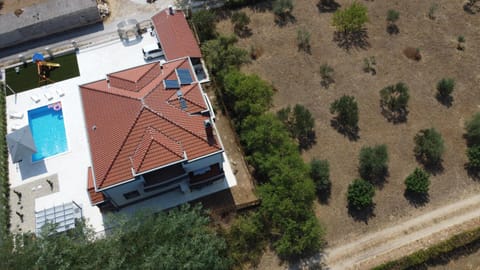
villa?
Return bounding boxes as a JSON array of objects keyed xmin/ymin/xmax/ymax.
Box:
[
  {"xmin": 83, "ymin": 57, "xmax": 225, "ymax": 210},
  {"xmin": 4, "ymin": 8, "xmax": 236, "ymax": 234}
]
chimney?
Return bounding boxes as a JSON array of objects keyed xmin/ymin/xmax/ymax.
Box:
[
  {"xmin": 168, "ymin": 5, "xmax": 175, "ymax": 15},
  {"xmin": 177, "ymin": 90, "xmax": 187, "ymax": 110},
  {"xmin": 204, "ymin": 119, "xmax": 213, "ymax": 139}
]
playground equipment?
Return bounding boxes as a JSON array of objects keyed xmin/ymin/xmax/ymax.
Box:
[{"xmin": 32, "ymin": 53, "xmax": 61, "ymax": 84}]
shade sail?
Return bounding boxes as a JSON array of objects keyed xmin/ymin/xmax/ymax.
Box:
[{"xmin": 6, "ymin": 126, "xmax": 36, "ymax": 163}]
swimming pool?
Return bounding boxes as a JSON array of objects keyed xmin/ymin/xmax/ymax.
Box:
[{"xmin": 28, "ymin": 102, "xmax": 68, "ymax": 162}]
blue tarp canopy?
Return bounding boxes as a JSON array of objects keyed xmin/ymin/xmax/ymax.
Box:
[{"xmin": 32, "ymin": 53, "xmax": 45, "ymax": 63}]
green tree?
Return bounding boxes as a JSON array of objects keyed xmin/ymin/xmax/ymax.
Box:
[
  {"xmin": 380, "ymin": 82, "xmax": 410, "ymax": 122},
  {"xmin": 226, "ymin": 213, "xmax": 266, "ymax": 266},
  {"xmin": 386, "ymin": 9, "xmax": 400, "ymax": 34},
  {"xmin": 231, "ymin": 11, "xmax": 250, "ymax": 36},
  {"xmin": 1, "ymin": 205, "xmax": 231, "ymax": 270},
  {"xmin": 332, "ymin": 2, "xmax": 368, "ymax": 33},
  {"xmin": 201, "ymin": 35, "xmax": 249, "ymax": 78},
  {"xmin": 405, "ymin": 168, "xmax": 430, "ymax": 194},
  {"xmin": 414, "ymin": 128, "xmax": 445, "ymax": 165},
  {"xmin": 277, "ymin": 104, "xmax": 316, "ymax": 149},
  {"xmin": 273, "ymin": 0, "xmax": 293, "ymax": 23},
  {"xmin": 465, "ymin": 112, "xmax": 480, "ymax": 146},
  {"xmin": 359, "ymin": 144, "xmax": 389, "ymax": 182},
  {"xmin": 330, "ymin": 95, "xmax": 359, "ymax": 136},
  {"xmin": 436, "ymin": 78, "xmax": 455, "ymax": 105},
  {"xmin": 310, "ymin": 159, "xmax": 331, "ymax": 195},
  {"xmin": 223, "ymin": 70, "xmax": 273, "ymax": 122},
  {"xmin": 347, "ymin": 179, "xmax": 375, "ymax": 210},
  {"xmin": 191, "ymin": 10, "xmax": 217, "ymax": 42},
  {"xmin": 467, "ymin": 145, "xmax": 480, "ymax": 171}
]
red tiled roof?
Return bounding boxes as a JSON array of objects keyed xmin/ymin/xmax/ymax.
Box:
[
  {"xmin": 81, "ymin": 58, "xmax": 222, "ymax": 192},
  {"xmin": 87, "ymin": 167, "xmax": 105, "ymax": 205},
  {"xmin": 152, "ymin": 9, "xmax": 202, "ymax": 60}
]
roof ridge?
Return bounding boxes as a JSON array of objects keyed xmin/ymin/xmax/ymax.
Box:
[
  {"xmin": 145, "ymin": 127, "xmax": 184, "ymax": 159},
  {"xmin": 99, "ymin": 106, "xmax": 146, "ymax": 187},
  {"xmin": 145, "ymin": 106, "xmax": 220, "ymax": 150},
  {"xmin": 81, "ymin": 85, "xmax": 141, "ymax": 101}
]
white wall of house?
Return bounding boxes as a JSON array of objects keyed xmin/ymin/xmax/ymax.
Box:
[
  {"xmin": 183, "ymin": 151, "xmax": 224, "ymax": 172},
  {"xmin": 103, "ymin": 151, "xmax": 224, "ymax": 208}
]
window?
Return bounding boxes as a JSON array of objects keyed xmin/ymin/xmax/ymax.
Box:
[{"xmin": 123, "ymin": 190, "xmax": 140, "ymax": 200}]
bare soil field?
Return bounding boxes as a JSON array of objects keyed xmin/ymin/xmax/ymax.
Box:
[{"xmin": 217, "ymin": 0, "xmax": 480, "ymax": 266}]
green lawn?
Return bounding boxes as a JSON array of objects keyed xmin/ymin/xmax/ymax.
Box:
[{"xmin": 5, "ymin": 52, "xmax": 80, "ymax": 94}]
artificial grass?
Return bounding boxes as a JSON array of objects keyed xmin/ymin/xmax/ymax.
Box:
[{"xmin": 5, "ymin": 52, "xmax": 80, "ymax": 94}]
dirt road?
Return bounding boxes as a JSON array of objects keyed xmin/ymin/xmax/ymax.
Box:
[{"xmin": 324, "ymin": 193, "xmax": 480, "ymax": 269}]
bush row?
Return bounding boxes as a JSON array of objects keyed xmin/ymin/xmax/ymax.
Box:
[
  {"xmin": 0, "ymin": 87, "xmax": 11, "ymax": 238},
  {"xmin": 201, "ymin": 34, "xmax": 324, "ymax": 262},
  {"xmin": 372, "ymin": 226, "xmax": 480, "ymax": 270}
]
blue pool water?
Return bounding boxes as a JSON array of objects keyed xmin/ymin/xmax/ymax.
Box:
[{"xmin": 28, "ymin": 102, "xmax": 68, "ymax": 162}]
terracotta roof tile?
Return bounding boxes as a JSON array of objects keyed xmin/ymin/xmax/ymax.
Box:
[
  {"xmin": 152, "ymin": 9, "xmax": 202, "ymax": 60},
  {"xmin": 87, "ymin": 167, "xmax": 105, "ymax": 205}
]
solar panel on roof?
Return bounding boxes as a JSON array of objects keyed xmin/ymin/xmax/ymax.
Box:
[
  {"xmin": 164, "ymin": 79, "xmax": 180, "ymax": 89},
  {"xmin": 177, "ymin": 69, "xmax": 193, "ymax": 85}
]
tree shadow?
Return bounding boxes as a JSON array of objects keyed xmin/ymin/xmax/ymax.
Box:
[
  {"xmin": 435, "ymin": 93, "xmax": 453, "ymax": 108},
  {"xmin": 404, "ymin": 190, "xmax": 429, "ymax": 208},
  {"xmin": 320, "ymin": 77, "xmax": 335, "ymax": 89},
  {"xmin": 236, "ymin": 28, "xmax": 253, "ymax": 39},
  {"xmin": 333, "ymin": 29, "xmax": 370, "ymax": 51},
  {"xmin": 317, "ymin": 187, "xmax": 331, "ymax": 205},
  {"xmin": 380, "ymin": 107, "xmax": 409, "ymax": 124},
  {"xmin": 465, "ymin": 164, "xmax": 480, "ymax": 181},
  {"xmin": 348, "ymin": 204, "xmax": 375, "ymax": 224},
  {"xmin": 386, "ymin": 24, "xmax": 400, "ymax": 35},
  {"xmin": 362, "ymin": 171, "xmax": 389, "ymax": 190},
  {"xmin": 416, "ymin": 156, "xmax": 445, "ymax": 176},
  {"xmin": 297, "ymin": 44, "xmax": 311, "ymax": 55},
  {"xmin": 299, "ymin": 131, "xmax": 317, "ymax": 151},
  {"xmin": 330, "ymin": 119, "xmax": 359, "ymax": 141},
  {"xmin": 275, "ymin": 13, "xmax": 296, "ymax": 27},
  {"xmin": 248, "ymin": 0, "xmax": 273, "ymax": 13},
  {"xmin": 316, "ymin": 0, "xmax": 341, "ymax": 13},
  {"xmin": 463, "ymin": 2, "xmax": 480, "ymax": 14}
]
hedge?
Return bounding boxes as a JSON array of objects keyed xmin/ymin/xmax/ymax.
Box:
[
  {"xmin": 0, "ymin": 85, "xmax": 11, "ymax": 237},
  {"xmin": 372, "ymin": 226, "xmax": 480, "ymax": 270}
]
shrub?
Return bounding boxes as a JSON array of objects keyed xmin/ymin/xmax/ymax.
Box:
[
  {"xmin": 363, "ymin": 56, "xmax": 376, "ymax": 75},
  {"xmin": 465, "ymin": 112, "xmax": 480, "ymax": 146},
  {"xmin": 428, "ymin": 3, "xmax": 439, "ymax": 20},
  {"xmin": 330, "ymin": 95, "xmax": 359, "ymax": 136},
  {"xmin": 320, "ymin": 64, "xmax": 334, "ymax": 88},
  {"xmin": 296, "ymin": 27, "xmax": 311, "ymax": 53},
  {"xmin": 231, "ymin": 11, "xmax": 250, "ymax": 36},
  {"xmin": 332, "ymin": 2, "xmax": 369, "ymax": 33},
  {"xmin": 467, "ymin": 145, "xmax": 480, "ymax": 171},
  {"xmin": 386, "ymin": 9, "xmax": 400, "ymax": 34},
  {"xmin": 347, "ymin": 179, "xmax": 375, "ymax": 210},
  {"xmin": 436, "ymin": 78, "xmax": 455, "ymax": 103},
  {"xmin": 458, "ymin": 35, "xmax": 466, "ymax": 43},
  {"xmin": 405, "ymin": 168, "xmax": 430, "ymax": 194},
  {"xmin": 414, "ymin": 128, "xmax": 445, "ymax": 166},
  {"xmin": 310, "ymin": 159, "xmax": 330, "ymax": 194},
  {"xmin": 226, "ymin": 213, "xmax": 266, "ymax": 266},
  {"xmin": 380, "ymin": 82, "xmax": 410, "ymax": 122},
  {"xmin": 273, "ymin": 0, "xmax": 293, "ymax": 21},
  {"xmin": 359, "ymin": 144, "xmax": 389, "ymax": 182}
]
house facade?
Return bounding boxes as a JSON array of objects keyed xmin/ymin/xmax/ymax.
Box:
[{"xmin": 82, "ymin": 10, "xmax": 227, "ymax": 210}]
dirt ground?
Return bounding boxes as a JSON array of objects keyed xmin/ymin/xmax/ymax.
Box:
[
  {"xmin": 216, "ymin": 0, "xmax": 480, "ymax": 267},
  {"xmin": 0, "ymin": 0, "xmax": 48, "ymax": 14}
]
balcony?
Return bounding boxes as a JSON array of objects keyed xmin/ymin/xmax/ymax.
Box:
[{"xmin": 189, "ymin": 163, "xmax": 224, "ymax": 188}]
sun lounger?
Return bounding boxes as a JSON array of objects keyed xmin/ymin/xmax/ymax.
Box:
[
  {"xmin": 30, "ymin": 94, "xmax": 41, "ymax": 103},
  {"xmin": 9, "ymin": 110, "xmax": 23, "ymax": 119},
  {"xmin": 56, "ymin": 88, "xmax": 65, "ymax": 97},
  {"xmin": 44, "ymin": 91, "xmax": 53, "ymax": 100}
]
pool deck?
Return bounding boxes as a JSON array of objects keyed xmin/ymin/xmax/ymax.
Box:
[{"xmin": 6, "ymin": 33, "xmax": 237, "ymax": 234}]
